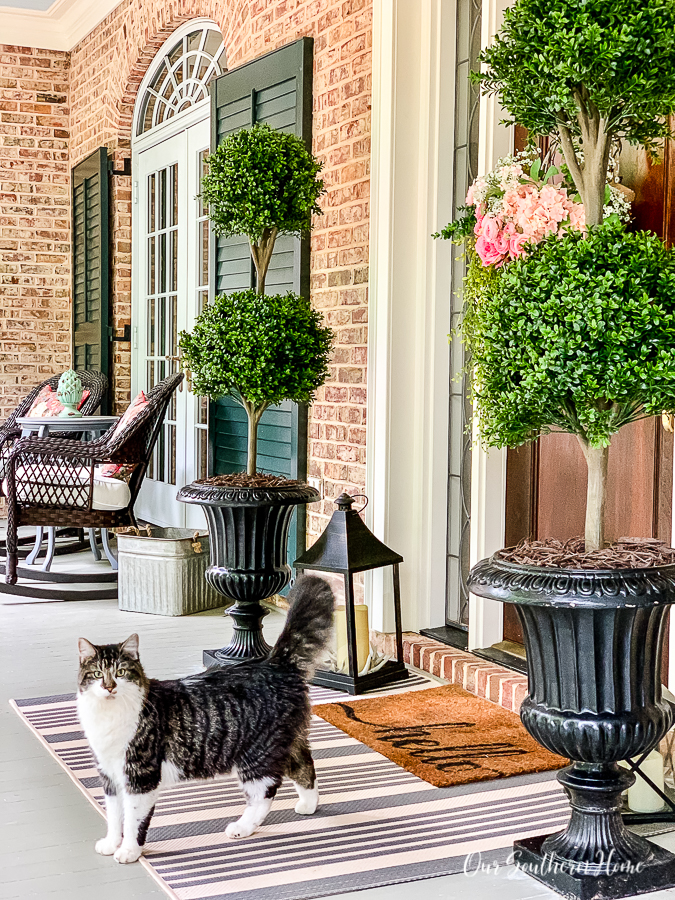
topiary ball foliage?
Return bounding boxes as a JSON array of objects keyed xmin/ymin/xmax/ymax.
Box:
[
  {"xmin": 465, "ymin": 222, "xmax": 675, "ymax": 450},
  {"xmin": 200, "ymin": 123, "xmax": 325, "ymax": 243},
  {"xmin": 476, "ymin": 0, "xmax": 675, "ymax": 154},
  {"xmin": 178, "ymin": 289, "xmax": 333, "ymax": 409}
]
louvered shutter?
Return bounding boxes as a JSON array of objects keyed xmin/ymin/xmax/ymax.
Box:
[
  {"xmin": 72, "ymin": 147, "xmax": 110, "ymax": 412},
  {"xmin": 209, "ymin": 38, "xmax": 313, "ymax": 567}
]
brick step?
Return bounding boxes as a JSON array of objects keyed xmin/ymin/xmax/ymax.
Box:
[{"xmin": 372, "ymin": 631, "xmax": 529, "ymax": 712}]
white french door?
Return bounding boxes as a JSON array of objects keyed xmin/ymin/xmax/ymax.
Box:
[{"xmin": 132, "ymin": 114, "xmax": 210, "ymax": 529}]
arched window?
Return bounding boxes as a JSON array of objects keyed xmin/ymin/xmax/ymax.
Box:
[{"xmin": 136, "ymin": 24, "xmax": 226, "ymax": 136}]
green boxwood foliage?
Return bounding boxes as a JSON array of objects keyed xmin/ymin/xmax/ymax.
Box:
[
  {"xmin": 180, "ymin": 288, "xmax": 333, "ymax": 406},
  {"xmin": 201, "ymin": 123, "xmax": 325, "ymax": 295},
  {"xmin": 476, "ymin": 0, "xmax": 675, "ymax": 225},
  {"xmin": 201, "ymin": 123, "xmax": 325, "ymax": 241},
  {"xmin": 465, "ymin": 222, "xmax": 675, "ymax": 450},
  {"xmin": 179, "ymin": 289, "xmax": 333, "ymax": 475}
]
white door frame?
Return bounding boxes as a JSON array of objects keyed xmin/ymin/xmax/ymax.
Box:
[
  {"xmin": 467, "ymin": 0, "xmax": 513, "ymax": 650},
  {"xmin": 131, "ymin": 102, "xmax": 211, "ymax": 527},
  {"xmin": 367, "ymin": 0, "xmax": 513, "ymax": 645},
  {"xmin": 366, "ymin": 0, "xmax": 456, "ymax": 634}
]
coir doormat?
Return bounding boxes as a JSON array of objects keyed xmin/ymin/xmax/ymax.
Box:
[
  {"xmin": 313, "ymin": 684, "xmax": 567, "ymax": 787},
  {"xmin": 10, "ymin": 684, "xmax": 570, "ymax": 900}
]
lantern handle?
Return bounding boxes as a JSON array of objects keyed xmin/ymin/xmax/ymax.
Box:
[{"xmin": 351, "ymin": 493, "xmax": 368, "ymax": 513}]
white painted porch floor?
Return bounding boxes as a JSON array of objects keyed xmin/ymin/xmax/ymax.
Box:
[{"xmin": 4, "ymin": 593, "xmax": 675, "ymax": 900}]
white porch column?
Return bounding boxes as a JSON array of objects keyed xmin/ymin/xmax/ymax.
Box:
[
  {"xmin": 366, "ymin": 0, "xmax": 456, "ymax": 632},
  {"xmin": 467, "ymin": 0, "xmax": 513, "ymax": 651}
]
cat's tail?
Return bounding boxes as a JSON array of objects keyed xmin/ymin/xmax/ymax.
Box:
[{"xmin": 269, "ymin": 575, "xmax": 335, "ymax": 677}]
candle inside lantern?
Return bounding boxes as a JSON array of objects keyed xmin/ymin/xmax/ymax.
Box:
[
  {"xmin": 626, "ymin": 750, "xmax": 665, "ymax": 813},
  {"xmin": 334, "ymin": 604, "xmax": 370, "ymax": 674}
]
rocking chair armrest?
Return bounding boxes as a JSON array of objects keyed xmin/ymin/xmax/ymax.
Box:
[
  {"xmin": 0, "ymin": 427, "xmax": 21, "ymax": 451},
  {"xmin": 0, "ymin": 428, "xmax": 21, "ymax": 458},
  {"xmin": 7, "ymin": 435, "xmax": 111, "ymax": 466}
]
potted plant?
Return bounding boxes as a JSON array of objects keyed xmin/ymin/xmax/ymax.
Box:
[
  {"xmin": 441, "ymin": 0, "xmax": 675, "ymax": 895},
  {"xmin": 177, "ymin": 123, "xmax": 333, "ymax": 665}
]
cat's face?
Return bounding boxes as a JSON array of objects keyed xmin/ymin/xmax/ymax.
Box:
[{"xmin": 77, "ymin": 634, "xmax": 148, "ymax": 701}]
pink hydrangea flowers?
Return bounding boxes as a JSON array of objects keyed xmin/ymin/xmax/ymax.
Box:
[{"xmin": 467, "ymin": 152, "xmax": 586, "ymax": 268}]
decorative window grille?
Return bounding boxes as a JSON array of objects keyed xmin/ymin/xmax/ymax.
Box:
[{"xmin": 136, "ymin": 25, "xmax": 227, "ymax": 136}]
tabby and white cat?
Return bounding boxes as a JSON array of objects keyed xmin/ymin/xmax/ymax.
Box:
[{"xmin": 77, "ymin": 575, "xmax": 334, "ymax": 864}]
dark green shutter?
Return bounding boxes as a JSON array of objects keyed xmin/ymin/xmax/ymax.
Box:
[
  {"xmin": 72, "ymin": 147, "xmax": 110, "ymax": 412},
  {"xmin": 208, "ymin": 38, "xmax": 314, "ymax": 569}
]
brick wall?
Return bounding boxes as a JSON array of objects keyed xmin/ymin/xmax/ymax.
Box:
[
  {"xmin": 0, "ymin": 1, "xmax": 372, "ymax": 548},
  {"xmin": 0, "ymin": 45, "xmax": 71, "ymax": 420}
]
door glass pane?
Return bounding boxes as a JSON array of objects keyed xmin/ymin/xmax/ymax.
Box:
[
  {"xmin": 197, "ymin": 426, "xmax": 208, "ymax": 479},
  {"xmin": 198, "ymin": 152, "xmax": 208, "ymax": 218},
  {"xmin": 169, "ymin": 425, "xmax": 177, "ymax": 485},
  {"xmin": 172, "ymin": 163, "xmax": 178, "ymax": 226},
  {"xmin": 158, "ymin": 232, "xmax": 166, "ymax": 294},
  {"xmin": 200, "ymin": 219, "xmax": 209, "ymax": 287},
  {"xmin": 147, "ymin": 296, "xmax": 155, "ymax": 356},
  {"xmin": 148, "ymin": 237, "xmax": 155, "ymax": 296},
  {"xmin": 198, "ymin": 395, "xmax": 208, "ymax": 426},
  {"xmin": 159, "ymin": 167, "xmax": 167, "ymax": 229},
  {"xmin": 144, "ymin": 163, "xmax": 179, "ymax": 485},
  {"xmin": 193, "ymin": 147, "xmax": 210, "ymax": 480},
  {"xmin": 169, "ymin": 294, "xmax": 177, "ymax": 356},
  {"xmin": 170, "ymin": 230, "xmax": 177, "ymax": 291},
  {"xmin": 148, "ymin": 173, "xmax": 155, "ymax": 231}
]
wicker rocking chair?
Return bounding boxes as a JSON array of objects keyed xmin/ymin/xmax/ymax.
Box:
[
  {"xmin": 3, "ymin": 372, "xmax": 183, "ymax": 584},
  {"xmin": 0, "ymin": 370, "xmax": 108, "ymax": 490}
]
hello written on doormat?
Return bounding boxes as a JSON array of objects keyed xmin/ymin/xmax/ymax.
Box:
[{"xmin": 313, "ymin": 684, "xmax": 567, "ymax": 788}]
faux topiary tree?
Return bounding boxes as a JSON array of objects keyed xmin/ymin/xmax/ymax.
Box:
[
  {"xmin": 199, "ymin": 122, "xmax": 325, "ymax": 295},
  {"xmin": 179, "ymin": 289, "xmax": 332, "ymax": 476},
  {"xmin": 460, "ymin": 0, "xmax": 675, "ymax": 550},
  {"xmin": 477, "ymin": 0, "xmax": 675, "ymax": 226},
  {"xmin": 466, "ymin": 223, "xmax": 675, "ymax": 550},
  {"xmin": 180, "ymin": 123, "xmax": 331, "ymax": 477}
]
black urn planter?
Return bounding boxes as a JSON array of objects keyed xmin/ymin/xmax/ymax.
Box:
[
  {"xmin": 468, "ymin": 555, "xmax": 675, "ymax": 900},
  {"xmin": 178, "ymin": 480, "xmax": 319, "ymax": 666}
]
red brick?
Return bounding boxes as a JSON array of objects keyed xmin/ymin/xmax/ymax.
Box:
[
  {"xmin": 0, "ymin": 44, "xmax": 70, "ymax": 418},
  {"xmin": 1, "ymin": 0, "xmax": 373, "ymax": 542}
]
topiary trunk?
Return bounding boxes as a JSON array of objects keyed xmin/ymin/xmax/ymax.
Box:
[
  {"xmin": 561, "ymin": 97, "xmax": 611, "ymax": 547},
  {"xmin": 577, "ymin": 437, "xmax": 609, "ymax": 552},
  {"xmin": 243, "ymin": 226, "xmax": 279, "ymax": 474},
  {"xmin": 558, "ymin": 106, "xmax": 610, "ymax": 229},
  {"xmin": 249, "ymin": 227, "xmax": 279, "ymax": 296},
  {"xmin": 243, "ymin": 402, "xmax": 267, "ymax": 476}
]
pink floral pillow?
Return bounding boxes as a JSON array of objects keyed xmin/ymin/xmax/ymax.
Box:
[
  {"xmin": 98, "ymin": 463, "xmax": 136, "ymax": 481},
  {"xmin": 111, "ymin": 391, "xmax": 148, "ymax": 439},
  {"xmin": 27, "ymin": 386, "xmax": 91, "ymax": 417}
]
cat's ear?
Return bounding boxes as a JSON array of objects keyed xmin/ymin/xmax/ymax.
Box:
[
  {"xmin": 78, "ymin": 638, "xmax": 97, "ymax": 662},
  {"xmin": 121, "ymin": 633, "xmax": 140, "ymax": 660}
]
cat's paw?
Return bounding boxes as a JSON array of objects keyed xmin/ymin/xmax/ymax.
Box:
[
  {"xmin": 226, "ymin": 821, "xmax": 255, "ymax": 839},
  {"xmin": 114, "ymin": 845, "xmax": 142, "ymax": 864},
  {"xmin": 95, "ymin": 837, "xmax": 121, "ymax": 856},
  {"xmin": 295, "ymin": 787, "xmax": 319, "ymax": 815}
]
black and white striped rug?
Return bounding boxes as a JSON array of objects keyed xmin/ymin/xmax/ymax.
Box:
[{"xmin": 11, "ymin": 678, "xmax": 570, "ymax": 900}]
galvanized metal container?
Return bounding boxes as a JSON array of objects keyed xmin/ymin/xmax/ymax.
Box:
[{"xmin": 117, "ymin": 527, "xmax": 222, "ymax": 616}]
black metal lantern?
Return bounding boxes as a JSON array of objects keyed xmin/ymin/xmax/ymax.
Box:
[{"xmin": 294, "ymin": 492, "xmax": 409, "ymax": 695}]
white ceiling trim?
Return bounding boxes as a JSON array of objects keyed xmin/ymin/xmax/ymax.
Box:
[{"xmin": 0, "ymin": 0, "xmax": 123, "ymax": 52}]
